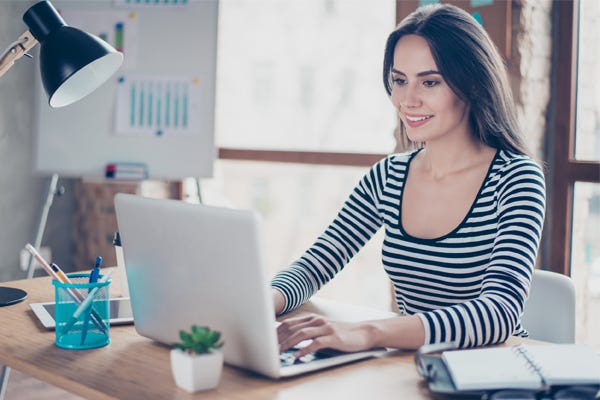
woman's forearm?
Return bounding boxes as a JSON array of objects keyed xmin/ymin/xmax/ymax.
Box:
[
  {"xmin": 364, "ymin": 314, "xmax": 426, "ymax": 350},
  {"xmin": 272, "ymin": 288, "xmax": 286, "ymax": 315}
]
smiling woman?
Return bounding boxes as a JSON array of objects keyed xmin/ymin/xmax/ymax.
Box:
[
  {"xmin": 390, "ymin": 35, "xmax": 471, "ymax": 146},
  {"xmin": 383, "ymin": 5, "xmax": 528, "ymax": 158},
  {"xmin": 271, "ymin": 3, "xmax": 546, "ymax": 358}
]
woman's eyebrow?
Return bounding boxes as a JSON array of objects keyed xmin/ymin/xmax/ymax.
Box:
[{"xmin": 391, "ymin": 68, "xmax": 441, "ymax": 77}]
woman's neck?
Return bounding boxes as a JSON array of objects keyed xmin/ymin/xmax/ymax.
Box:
[{"xmin": 416, "ymin": 137, "xmax": 495, "ymax": 180}]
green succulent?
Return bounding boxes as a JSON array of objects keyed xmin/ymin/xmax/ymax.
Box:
[{"xmin": 173, "ymin": 325, "xmax": 224, "ymax": 355}]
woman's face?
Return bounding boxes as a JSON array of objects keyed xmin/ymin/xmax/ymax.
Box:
[{"xmin": 390, "ymin": 34, "xmax": 471, "ymax": 144}]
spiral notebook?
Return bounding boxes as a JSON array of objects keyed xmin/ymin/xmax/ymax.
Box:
[{"xmin": 442, "ymin": 344, "xmax": 600, "ymax": 391}]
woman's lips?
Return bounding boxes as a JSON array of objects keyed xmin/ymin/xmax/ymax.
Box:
[{"xmin": 404, "ymin": 114, "xmax": 433, "ymax": 128}]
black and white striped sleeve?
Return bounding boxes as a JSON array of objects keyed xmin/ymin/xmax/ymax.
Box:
[{"xmin": 271, "ymin": 157, "xmax": 390, "ymax": 314}]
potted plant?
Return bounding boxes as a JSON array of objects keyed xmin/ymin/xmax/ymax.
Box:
[{"xmin": 170, "ymin": 325, "xmax": 224, "ymax": 392}]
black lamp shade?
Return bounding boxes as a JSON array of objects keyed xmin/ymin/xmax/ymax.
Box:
[{"xmin": 23, "ymin": 1, "xmax": 123, "ymax": 107}]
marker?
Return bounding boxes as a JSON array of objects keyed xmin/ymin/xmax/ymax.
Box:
[
  {"xmin": 63, "ymin": 270, "xmax": 114, "ymax": 335},
  {"xmin": 114, "ymin": 22, "xmax": 124, "ymax": 52},
  {"xmin": 50, "ymin": 263, "xmax": 69, "ymax": 284}
]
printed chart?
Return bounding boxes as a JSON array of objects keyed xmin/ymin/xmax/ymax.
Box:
[{"xmin": 115, "ymin": 74, "xmax": 202, "ymax": 136}]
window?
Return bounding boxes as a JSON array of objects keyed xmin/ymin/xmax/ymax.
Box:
[
  {"xmin": 574, "ymin": 0, "xmax": 600, "ymax": 162},
  {"xmin": 200, "ymin": 0, "xmax": 397, "ymax": 309},
  {"xmin": 549, "ymin": 1, "xmax": 600, "ymax": 349},
  {"xmin": 216, "ymin": 0, "xmax": 396, "ymax": 154}
]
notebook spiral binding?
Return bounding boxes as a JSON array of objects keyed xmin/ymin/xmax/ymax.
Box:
[{"xmin": 513, "ymin": 344, "xmax": 548, "ymax": 387}]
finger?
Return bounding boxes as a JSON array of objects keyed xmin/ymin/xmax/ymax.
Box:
[
  {"xmin": 278, "ymin": 314, "xmax": 324, "ymax": 332},
  {"xmin": 279, "ymin": 325, "xmax": 321, "ymax": 352},
  {"xmin": 293, "ymin": 336, "xmax": 335, "ymax": 358},
  {"xmin": 277, "ymin": 315, "xmax": 326, "ymax": 340},
  {"xmin": 279, "ymin": 324, "xmax": 333, "ymax": 352}
]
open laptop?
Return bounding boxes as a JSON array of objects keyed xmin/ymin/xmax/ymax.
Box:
[{"xmin": 114, "ymin": 194, "xmax": 393, "ymax": 378}]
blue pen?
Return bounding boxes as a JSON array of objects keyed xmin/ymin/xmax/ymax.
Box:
[
  {"xmin": 90, "ymin": 257, "xmax": 102, "ymax": 284},
  {"xmin": 81, "ymin": 257, "xmax": 102, "ymax": 344}
]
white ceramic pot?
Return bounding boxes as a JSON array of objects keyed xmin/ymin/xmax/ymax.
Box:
[{"xmin": 170, "ymin": 348, "xmax": 224, "ymax": 392}]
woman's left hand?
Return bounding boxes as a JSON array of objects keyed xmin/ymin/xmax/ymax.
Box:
[{"xmin": 277, "ymin": 314, "xmax": 377, "ymax": 358}]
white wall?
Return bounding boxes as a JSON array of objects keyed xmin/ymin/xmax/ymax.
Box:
[{"xmin": 0, "ymin": 0, "xmax": 75, "ymax": 281}]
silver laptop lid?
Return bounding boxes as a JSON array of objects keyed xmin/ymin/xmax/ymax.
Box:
[{"xmin": 114, "ymin": 194, "xmax": 281, "ymax": 377}]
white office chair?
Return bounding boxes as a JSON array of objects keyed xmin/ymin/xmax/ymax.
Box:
[{"xmin": 520, "ymin": 269, "xmax": 576, "ymax": 344}]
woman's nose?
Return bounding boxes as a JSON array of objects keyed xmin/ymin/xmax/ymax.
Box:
[{"xmin": 399, "ymin": 85, "xmax": 421, "ymax": 108}]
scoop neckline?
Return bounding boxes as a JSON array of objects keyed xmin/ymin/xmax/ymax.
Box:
[{"xmin": 397, "ymin": 148, "xmax": 500, "ymax": 243}]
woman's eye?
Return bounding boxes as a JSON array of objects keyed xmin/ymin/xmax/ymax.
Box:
[
  {"xmin": 393, "ymin": 77, "xmax": 407, "ymax": 86},
  {"xmin": 423, "ymin": 80, "xmax": 440, "ymax": 88}
]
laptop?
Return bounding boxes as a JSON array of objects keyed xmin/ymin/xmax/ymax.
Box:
[{"xmin": 114, "ymin": 193, "xmax": 393, "ymax": 378}]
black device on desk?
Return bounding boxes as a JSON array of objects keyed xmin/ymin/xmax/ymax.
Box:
[{"xmin": 0, "ymin": 287, "xmax": 27, "ymax": 307}]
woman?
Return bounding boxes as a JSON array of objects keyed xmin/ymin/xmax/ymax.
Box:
[{"xmin": 271, "ymin": 4, "xmax": 546, "ymax": 358}]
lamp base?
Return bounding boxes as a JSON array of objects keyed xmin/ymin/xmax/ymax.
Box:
[{"xmin": 0, "ymin": 287, "xmax": 27, "ymax": 307}]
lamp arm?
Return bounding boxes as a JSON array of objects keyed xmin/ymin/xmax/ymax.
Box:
[{"xmin": 0, "ymin": 30, "xmax": 38, "ymax": 78}]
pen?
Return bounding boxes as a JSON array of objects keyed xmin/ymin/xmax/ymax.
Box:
[
  {"xmin": 25, "ymin": 244, "xmax": 108, "ymax": 334},
  {"xmin": 63, "ymin": 269, "xmax": 113, "ymax": 335},
  {"xmin": 90, "ymin": 257, "xmax": 102, "ymax": 284},
  {"xmin": 81, "ymin": 257, "xmax": 102, "ymax": 344}
]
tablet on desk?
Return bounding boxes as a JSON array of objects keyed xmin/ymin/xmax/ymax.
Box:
[{"xmin": 30, "ymin": 297, "xmax": 134, "ymax": 329}]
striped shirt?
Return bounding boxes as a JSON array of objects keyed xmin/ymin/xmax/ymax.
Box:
[{"xmin": 271, "ymin": 149, "xmax": 546, "ymax": 348}]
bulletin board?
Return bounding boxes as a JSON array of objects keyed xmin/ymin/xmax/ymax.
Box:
[
  {"xmin": 33, "ymin": 0, "xmax": 218, "ymax": 180},
  {"xmin": 396, "ymin": 0, "xmax": 512, "ymax": 59}
]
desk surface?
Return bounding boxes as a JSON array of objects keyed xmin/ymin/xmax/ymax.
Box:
[{"xmin": 0, "ymin": 271, "xmax": 526, "ymax": 400}]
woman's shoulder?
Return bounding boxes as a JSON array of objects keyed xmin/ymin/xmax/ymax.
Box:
[
  {"xmin": 361, "ymin": 150, "xmax": 420, "ymax": 189},
  {"xmin": 494, "ymin": 149, "xmax": 544, "ymax": 176},
  {"xmin": 491, "ymin": 150, "xmax": 546, "ymax": 197},
  {"xmin": 381, "ymin": 149, "xmax": 421, "ymax": 169}
]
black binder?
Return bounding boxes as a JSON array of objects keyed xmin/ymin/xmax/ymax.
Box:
[{"xmin": 414, "ymin": 342, "xmax": 600, "ymax": 399}]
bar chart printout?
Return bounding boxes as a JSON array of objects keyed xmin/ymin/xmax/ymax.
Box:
[{"xmin": 115, "ymin": 75, "xmax": 201, "ymax": 136}]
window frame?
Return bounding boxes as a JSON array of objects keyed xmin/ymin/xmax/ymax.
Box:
[
  {"xmin": 218, "ymin": 148, "xmax": 386, "ymax": 167},
  {"xmin": 546, "ymin": 0, "xmax": 600, "ymax": 275}
]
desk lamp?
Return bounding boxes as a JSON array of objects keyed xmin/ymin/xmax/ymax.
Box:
[
  {"xmin": 0, "ymin": 0, "xmax": 123, "ymax": 107},
  {"xmin": 0, "ymin": 0, "xmax": 123, "ymax": 306}
]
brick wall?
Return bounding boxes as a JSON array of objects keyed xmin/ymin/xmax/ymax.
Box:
[
  {"xmin": 511, "ymin": 0, "xmax": 553, "ymax": 160},
  {"xmin": 73, "ymin": 180, "xmax": 180, "ymax": 269}
]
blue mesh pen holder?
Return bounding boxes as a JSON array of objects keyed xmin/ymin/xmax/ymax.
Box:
[{"xmin": 52, "ymin": 273, "xmax": 111, "ymax": 350}]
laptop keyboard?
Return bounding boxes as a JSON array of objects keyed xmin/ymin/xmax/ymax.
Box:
[{"xmin": 279, "ymin": 347, "xmax": 345, "ymax": 367}]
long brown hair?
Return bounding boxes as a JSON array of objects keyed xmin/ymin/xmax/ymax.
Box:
[{"xmin": 383, "ymin": 4, "xmax": 531, "ymax": 156}]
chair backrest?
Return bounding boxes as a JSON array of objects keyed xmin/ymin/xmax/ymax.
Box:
[{"xmin": 520, "ymin": 269, "xmax": 576, "ymax": 343}]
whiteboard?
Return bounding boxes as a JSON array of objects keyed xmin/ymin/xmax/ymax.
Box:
[{"xmin": 33, "ymin": 0, "xmax": 218, "ymax": 180}]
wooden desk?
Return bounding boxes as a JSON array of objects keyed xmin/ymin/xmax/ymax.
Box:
[{"xmin": 0, "ymin": 272, "xmax": 526, "ymax": 400}]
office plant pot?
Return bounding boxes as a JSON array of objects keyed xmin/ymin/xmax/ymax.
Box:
[{"xmin": 170, "ymin": 348, "xmax": 224, "ymax": 392}]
